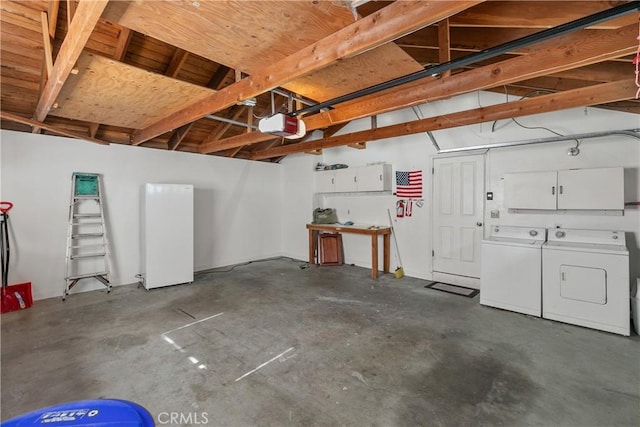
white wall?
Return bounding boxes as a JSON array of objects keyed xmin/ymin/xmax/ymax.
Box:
[
  {"xmin": 1, "ymin": 130, "xmax": 284, "ymax": 300},
  {"xmin": 3, "ymin": 90, "xmax": 638, "ymax": 301},
  {"xmin": 282, "ymin": 91, "xmax": 640, "ymax": 282}
]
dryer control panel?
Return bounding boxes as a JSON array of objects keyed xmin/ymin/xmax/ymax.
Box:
[{"xmin": 547, "ymin": 228, "xmax": 625, "ymax": 247}]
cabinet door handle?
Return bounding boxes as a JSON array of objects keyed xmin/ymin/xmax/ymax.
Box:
[
  {"xmin": 379, "ymin": 174, "xmax": 382, "ymax": 181},
  {"xmin": 331, "ymin": 178, "xmax": 334, "ymax": 184},
  {"xmin": 551, "ymin": 186, "xmax": 555, "ymax": 195},
  {"xmin": 561, "ymin": 272, "xmax": 566, "ymax": 281},
  {"xmin": 559, "ymin": 185, "xmax": 563, "ymax": 194},
  {"xmin": 354, "ymin": 176, "xmax": 357, "ymax": 183}
]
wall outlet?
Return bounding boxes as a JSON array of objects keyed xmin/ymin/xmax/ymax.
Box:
[{"xmin": 490, "ymin": 210, "xmax": 500, "ymax": 218}]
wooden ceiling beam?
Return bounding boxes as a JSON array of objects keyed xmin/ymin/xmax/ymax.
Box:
[
  {"xmin": 2, "ymin": 111, "xmax": 109, "ymax": 145},
  {"xmin": 33, "ymin": 0, "xmax": 108, "ymax": 124},
  {"xmin": 40, "ymin": 12, "xmax": 54, "ymax": 78},
  {"xmin": 48, "ymin": 0, "xmax": 59, "ymax": 39},
  {"xmin": 503, "ymin": 77, "xmax": 595, "ymax": 93},
  {"xmin": 449, "ymin": 1, "xmax": 636, "ymax": 29},
  {"xmin": 206, "ymin": 23, "xmax": 637, "ymax": 154},
  {"xmin": 324, "ymin": 122, "xmax": 351, "ymax": 138},
  {"xmin": 167, "ymin": 122, "xmax": 194, "ymax": 151},
  {"xmin": 162, "ymin": 47, "xmax": 193, "ymax": 148},
  {"xmin": 66, "ymin": 0, "xmax": 76, "ymax": 27},
  {"xmin": 250, "ymin": 79, "xmax": 635, "ymax": 160},
  {"xmin": 303, "ymin": 23, "xmax": 638, "ymax": 131},
  {"xmin": 88, "ymin": 122, "xmax": 99, "ymax": 138},
  {"xmin": 200, "ymin": 25, "xmax": 638, "ymax": 153},
  {"xmin": 550, "ymin": 62, "xmax": 632, "ymax": 83},
  {"xmin": 227, "ymin": 145, "xmax": 244, "ymax": 158},
  {"xmin": 207, "ymin": 65, "xmax": 231, "ymax": 89},
  {"xmin": 596, "ymin": 100, "xmax": 640, "ymax": 114},
  {"xmin": 401, "ymin": 27, "xmax": 631, "ymax": 59},
  {"xmin": 132, "ymin": 0, "xmax": 484, "ymax": 145},
  {"xmin": 113, "ymin": 25, "xmax": 132, "ymax": 62},
  {"xmin": 438, "ymin": 18, "xmax": 451, "ymax": 78},
  {"xmin": 200, "ymin": 128, "xmax": 275, "ymax": 153},
  {"xmin": 165, "ymin": 48, "xmax": 189, "ymax": 78}
]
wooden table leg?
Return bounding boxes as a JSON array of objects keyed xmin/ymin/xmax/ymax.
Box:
[
  {"xmin": 383, "ymin": 233, "xmax": 390, "ymax": 274},
  {"xmin": 371, "ymin": 234, "xmax": 378, "ymax": 279},
  {"xmin": 308, "ymin": 229, "xmax": 315, "ymax": 264}
]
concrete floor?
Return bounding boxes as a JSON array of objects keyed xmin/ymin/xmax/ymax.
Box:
[{"xmin": 2, "ymin": 258, "xmax": 639, "ymax": 426}]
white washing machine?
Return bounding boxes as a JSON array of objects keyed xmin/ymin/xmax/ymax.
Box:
[
  {"xmin": 543, "ymin": 228, "xmax": 630, "ymax": 336},
  {"xmin": 480, "ymin": 225, "xmax": 546, "ymax": 316}
]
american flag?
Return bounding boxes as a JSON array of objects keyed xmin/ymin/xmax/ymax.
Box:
[{"xmin": 396, "ymin": 170, "xmax": 422, "ymax": 198}]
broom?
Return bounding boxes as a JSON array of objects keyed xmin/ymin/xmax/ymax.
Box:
[{"xmin": 387, "ymin": 209, "xmax": 404, "ymax": 279}]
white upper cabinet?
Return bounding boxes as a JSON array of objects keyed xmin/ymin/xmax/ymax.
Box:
[
  {"xmin": 504, "ymin": 171, "xmax": 557, "ymax": 210},
  {"xmin": 315, "ymin": 170, "xmax": 336, "ymax": 193},
  {"xmin": 356, "ymin": 164, "xmax": 392, "ymax": 192},
  {"xmin": 504, "ymin": 167, "xmax": 624, "ymax": 210},
  {"xmin": 334, "ymin": 168, "xmax": 358, "ymax": 192},
  {"xmin": 315, "ymin": 164, "xmax": 392, "ymax": 193},
  {"xmin": 557, "ymin": 167, "xmax": 624, "ymax": 210}
]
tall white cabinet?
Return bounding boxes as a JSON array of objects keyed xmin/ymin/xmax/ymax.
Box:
[{"xmin": 141, "ymin": 183, "xmax": 194, "ymax": 289}]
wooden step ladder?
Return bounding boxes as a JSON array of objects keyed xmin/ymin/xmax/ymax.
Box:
[{"xmin": 63, "ymin": 173, "xmax": 112, "ymax": 300}]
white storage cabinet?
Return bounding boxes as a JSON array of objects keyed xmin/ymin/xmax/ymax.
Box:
[
  {"xmin": 504, "ymin": 167, "xmax": 624, "ymax": 210},
  {"xmin": 356, "ymin": 164, "xmax": 392, "ymax": 192},
  {"xmin": 315, "ymin": 170, "xmax": 336, "ymax": 193},
  {"xmin": 334, "ymin": 168, "xmax": 358, "ymax": 192},
  {"xmin": 141, "ymin": 183, "xmax": 194, "ymax": 289},
  {"xmin": 315, "ymin": 164, "xmax": 391, "ymax": 193}
]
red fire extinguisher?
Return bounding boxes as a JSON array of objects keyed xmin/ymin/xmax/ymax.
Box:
[
  {"xmin": 405, "ymin": 199, "xmax": 413, "ymax": 217},
  {"xmin": 396, "ymin": 200, "xmax": 405, "ymax": 218}
]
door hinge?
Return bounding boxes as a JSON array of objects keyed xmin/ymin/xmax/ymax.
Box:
[{"xmin": 432, "ymin": 250, "xmax": 435, "ymax": 257}]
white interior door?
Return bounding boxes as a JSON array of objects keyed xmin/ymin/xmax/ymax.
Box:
[{"xmin": 432, "ymin": 155, "xmax": 484, "ymax": 283}]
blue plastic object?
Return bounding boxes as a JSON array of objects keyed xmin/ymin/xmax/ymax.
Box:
[{"xmin": 1, "ymin": 399, "xmax": 154, "ymax": 427}]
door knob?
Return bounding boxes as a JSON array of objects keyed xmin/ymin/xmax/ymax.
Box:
[{"xmin": 476, "ymin": 222, "xmax": 483, "ymax": 227}]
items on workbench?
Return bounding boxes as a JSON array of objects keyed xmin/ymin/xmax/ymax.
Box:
[{"xmin": 312, "ymin": 208, "xmax": 338, "ymax": 224}]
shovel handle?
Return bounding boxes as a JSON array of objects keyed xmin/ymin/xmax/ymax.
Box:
[{"xmin": 0, "ymin": 202, "xmax": 13, "ymax": 214}]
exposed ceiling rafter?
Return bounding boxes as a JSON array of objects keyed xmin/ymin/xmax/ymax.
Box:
[
  {"xmin": 250, "ymin": 79, "xmax": 636, "ymax": 160},
  {"xmin": 131, "ymin": 0, "xmax": 484, "ymax": 145},
  {"xmin": 203, "ymin": 22, "xmax": 637, "ymax": 154},
  {"xmin": 32, "ymin": 0, "xmax": 109, "ymax": 125}
]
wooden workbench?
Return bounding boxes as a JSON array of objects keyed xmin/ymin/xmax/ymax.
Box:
[{"xmin": 306, "ymin": 223, "xmax": 391, "ymax": 279}]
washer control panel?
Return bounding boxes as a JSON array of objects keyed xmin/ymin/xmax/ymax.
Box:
[{"xmin": 489, "ymin": 225, "xmax": 546, "ymax": 241}]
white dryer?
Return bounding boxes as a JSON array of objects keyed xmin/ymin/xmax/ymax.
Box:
[
  {"xmin": 542, "ymin": 228, "xmax": 630, "ymax": 336},
  {"xmin": 481, "ymin": 225, "xmax": 546, "ymax": 316}
]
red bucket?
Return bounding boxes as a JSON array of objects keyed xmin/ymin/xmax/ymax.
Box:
[{"xmin": 1, "ymin": 282, "xmax": 33, "ymax": 313}]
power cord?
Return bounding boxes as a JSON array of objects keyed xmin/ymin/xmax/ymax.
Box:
[
  {"xmin": 135, "ymin": 273, "xmax": 145, "ymax": 289},
  {"xmin": 194, "ymin": 256, "xmax": 310, "ymax": 277},
  {"xmin": 492, "ymin": 87, "xmax": 580, "ymax": 147}
]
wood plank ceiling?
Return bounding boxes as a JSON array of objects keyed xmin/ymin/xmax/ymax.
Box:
[{"xmin": 1, "ymin": 0, "xmax": 638, "ymax": 161}]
